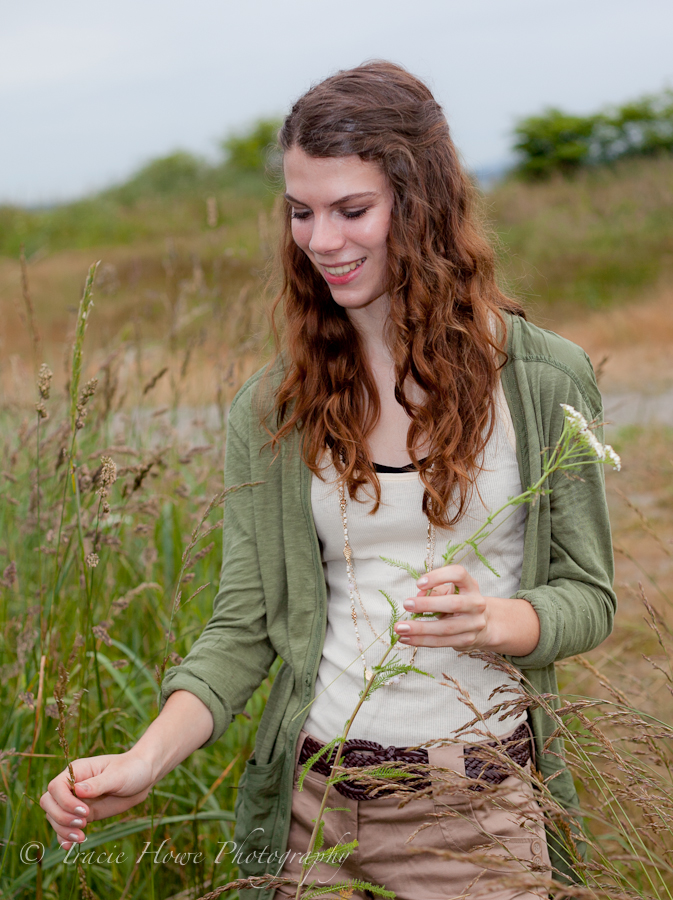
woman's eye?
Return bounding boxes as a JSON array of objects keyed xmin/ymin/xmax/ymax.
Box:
[
  {"xmin": 342, "ymin": 208, "xmax": 368, "ymax": 219},
  {"xmin": 290, "ymin": 209, "xmax": 311, "ymax": 220}
]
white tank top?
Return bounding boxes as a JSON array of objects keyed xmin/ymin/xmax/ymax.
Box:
[{"xmin": 304, "ymin": 383, "xmax": 527, "ymax": 745}]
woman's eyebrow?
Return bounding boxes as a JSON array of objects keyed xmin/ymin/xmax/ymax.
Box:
[{"xmin": 283, "ymin": 191, "xmax": 378, "ymax": 206}]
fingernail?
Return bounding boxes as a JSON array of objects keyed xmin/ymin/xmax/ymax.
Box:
[
  {"xmin": 396, "ymin": 623, "xmax": 411, "ymax": 633},
  {"xmin": 71, "ymin": 818, "xmax": 84, "ymax": 827},
  {"xmin": 417, "ymin": 576, "xmax": 428, "ymax": 586},
  {"xmin": 403, "ymin": 599, "xmax": 415, "ymax": 610},
  {"xmin": 68, "ymin": 833, "xmax": 80, "ymax": 841},
  {"xmin": 74, "ymin": 806, "xmax": 87, "ymax": 815}
]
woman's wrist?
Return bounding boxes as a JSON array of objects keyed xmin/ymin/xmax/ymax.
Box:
[
  {"xmin": 483, "ymin": 596, "xmax": 541, "ymax": 657},
  {"xmin": 127, "ymin": 690, "xmax": 215, "ymax": 785}
]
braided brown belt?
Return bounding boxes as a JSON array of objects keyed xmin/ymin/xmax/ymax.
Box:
[{"xmin": 298, "ymin": 722, "xmax": 532, "ymax": 800}]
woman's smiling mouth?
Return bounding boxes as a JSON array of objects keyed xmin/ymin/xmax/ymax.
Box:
[
  {"xmin": 322, "ymin": 258, "xmax": 366, "ymax": 276},
  {"xmin": 320, "ymin": 258, "xmax": 366, "ymax": 284}
]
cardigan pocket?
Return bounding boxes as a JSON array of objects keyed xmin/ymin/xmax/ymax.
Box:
[
  {"xmin": 233, "ymin": 749, "xmax": 287, "ymax": 878},
  {"xmin": 253, "ymin": 661, "xmax": 294, "ymax": 762}
]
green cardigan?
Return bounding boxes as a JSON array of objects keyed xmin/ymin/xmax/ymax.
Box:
[{"xmin": 160, "ymin": 313, "xmax": 616, "ymax": 894}]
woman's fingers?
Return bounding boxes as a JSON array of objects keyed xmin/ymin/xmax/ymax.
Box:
[
  {"xmin": 40, "ymin": 791, "xmax": 88, "ymax": 829},
  {"xmin": 77, "ymin": 788, "xmax": 153, "ymax": 822},
  {"xmin": 43, "ymin": 757, "xmax": 99, "ymax": 817},
  {"xmin": 45, "ymin": 811, "xmax": 86, "ymax": 846},
  {"xmin": 396, "ymin": 613, "xmax": 486, "ymax": 645},
  {"xmin": 41, "ymin": 754, "xmax": 155, "ymax": 847},
  {"xmin": 398, "ymin": 630, "xmax": 483, "ymax": 649},
  {"xmin": 403, "ymin": 591, "xmax": 480, "ymax": 616},
  {"xmin": 416, "ymin": 564, "xmax": 478, "ymax": 595},
  {"xmin": 419, "ymin": 582, "xmax": 454, "ymax": 597},
  {"xmin": 393, "ymin": 566, "xmax": 490, "ymax": 648}
]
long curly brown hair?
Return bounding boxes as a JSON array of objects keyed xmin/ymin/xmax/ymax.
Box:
[{"xmin": 267, "ymin": 60, "xmax": 524, "ymax": 528}]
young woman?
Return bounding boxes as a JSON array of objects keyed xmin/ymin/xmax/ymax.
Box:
[{"xmin": 41, "ymin": 62, "xmax": 616, "ymax": 899}]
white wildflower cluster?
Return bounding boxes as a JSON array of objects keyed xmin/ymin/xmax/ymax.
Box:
[{"xmin": 560, "ymin": 404, "xmax": 621, "ymax": 471}]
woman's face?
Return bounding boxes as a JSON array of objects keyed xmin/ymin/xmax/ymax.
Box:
[{"xmin": 283, "ymin": 146, "xmax": 395, "ymax": 313}]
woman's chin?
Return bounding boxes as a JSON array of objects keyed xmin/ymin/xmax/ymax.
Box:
[{"xmin": 328, "ymin": 289, "xmax": 390, "ymax": 314}]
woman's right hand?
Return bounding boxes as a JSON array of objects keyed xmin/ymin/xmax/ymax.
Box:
[
  {"xmin": 39, "ymin": 690, "xmax": 214, "ymax": 851},
  {"xmin": 40, "ymin": 752, "xmax": 155, "ymax": 850}
]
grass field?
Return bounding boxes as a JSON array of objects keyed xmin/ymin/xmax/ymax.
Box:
[{"xmin": 0, "ymin": 154, "xmax": 672, "ymax": 898}]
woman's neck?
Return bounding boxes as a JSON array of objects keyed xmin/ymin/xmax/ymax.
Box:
[
  {"xmin": 346, "ymin": 293, "xmax": 429, "ymax": 467},
  {"xmin": 346, "ymin": 292, "xmax": 392, "ymax": 367}
]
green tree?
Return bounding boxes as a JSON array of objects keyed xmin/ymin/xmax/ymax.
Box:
[
  {"xmin": 108, "ymin": 151, "xmax": 207, "ymax": 203},
  {"xmin": 221, "ymin": 118, "xmax": 283, "ymax": 173},
  {"xmin": 593, "ymin": 90, "xmax": 673, "ymax": 162},
  {"xmin": 512, "ymin": 89, "xmax": 673, "ymax": 180},
  {"xmin": 512, "ymin": 109, "xmax": 598, "ymax": 180}
]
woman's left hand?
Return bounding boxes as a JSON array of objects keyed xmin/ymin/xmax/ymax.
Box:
[{"xmin": 393, "ymin": 564, "xmax": 541, "ymax": 657}]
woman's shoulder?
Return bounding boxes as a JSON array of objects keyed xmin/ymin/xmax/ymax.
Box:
[
  {"xmin": 502, "ymin": 311, "xmax": 602, "ymax": 417},
  {"xmin": 230, "ymin": 357, "xmax": 284, "ymax": 411},
  {"xmin": 503, "ymin": 311, "xmax": 591, "ymax": 370},
  {"xmin": 227, "ymin": 357, "xmax": 284, "ymax": 447}
]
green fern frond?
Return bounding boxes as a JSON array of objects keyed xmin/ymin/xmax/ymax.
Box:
[
  {"xmin": 465, "ymin": 540, "xmax": 501, "ymax": 578},
  {"xmin": 301, "ymin": 882, "xmax": 352, "ymax": 899},
  {"xmin": 380, "ymin": 555, "xmax": 421, "ymax": 580},
  {"xmin": 441, "ymin": 543, "xmax": 462, "ymax": 565},
  {"xmin": 404, "ymin": 665, "xmax": 433, "ymax": 679},
  {"xmin": 363, "ymin": 659, "xmax": 433, "ymax": 696},
  {"xmin": 379, "ymin": 589, "xmax": 402, "ymax": 640},
  {"xmin": 379, "ymin": 589, "xmax": 400, "ymax": 619},
  {"xmin": 327, "ymin": 770, "xmax": 356, "ymax": 785},
  {"xmin": 298, "ymin": 735, "xmax": 342, "ymax": 791},
  {"xmin": 303, "ymin": 878, "xmax": 395, "ymax": 899},
  {"xmin": 304, "ymin": 839, "xmax": 358, "ymax": 868},
  {"xmin": 313, "ymin": 817, "xmax": 325, "ymax": 852},
  {"xmin": 301, "ymin": 882, "xmax": 354, "ymax": 899},
  {"xmin": 348, "ymin": 765, "xmax": 420, "ymax": 781}
]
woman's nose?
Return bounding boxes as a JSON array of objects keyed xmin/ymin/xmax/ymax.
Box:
[{"xmin": 308, "ymin": 214, "xmax": 345, "ymax": 256}]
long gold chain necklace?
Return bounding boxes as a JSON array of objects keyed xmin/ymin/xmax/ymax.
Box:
[{"xmin": 337, "ymin": 478, "xmax": 436, "ymax": 683}]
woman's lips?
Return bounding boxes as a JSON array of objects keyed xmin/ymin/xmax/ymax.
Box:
[{"xmin": 321, "ymin": 258, "xmax": 365, "ymax": 285}]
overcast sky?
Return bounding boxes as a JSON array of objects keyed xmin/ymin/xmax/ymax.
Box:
[{"xmin": 2, "ymin": 0, "xmax": 672, "ymax": 205}]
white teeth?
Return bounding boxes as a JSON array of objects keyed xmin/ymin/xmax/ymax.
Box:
[{"xmin": 324, "ymin": 258, "xmax": 365, "ymax": 276}]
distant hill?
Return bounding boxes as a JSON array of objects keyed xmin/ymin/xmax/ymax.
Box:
[{"xmin": 1, "ymin": 139, "xmax": 672, "ymax": 315}]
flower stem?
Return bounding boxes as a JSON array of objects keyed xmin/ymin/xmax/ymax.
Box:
[{"xmin": 293, "ymin": 642, "xmax": 395, "ymax": 900}]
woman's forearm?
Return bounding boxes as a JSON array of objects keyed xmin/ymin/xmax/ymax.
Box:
[{"xmin": 127, "ymin": 690, "xmax": 214, "ymax": 784}]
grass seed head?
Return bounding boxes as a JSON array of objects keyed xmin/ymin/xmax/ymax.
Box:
[
  {"xmin": 96, "ymin": 456, "xmax": 117, "ymax": 503},
  {"xmin": 75, "ymin": 377, "xmax": 98, "ymax": 429},
  {"xmin": 37, "ymin": 362, "xmax": 53, "ymax": 399}
]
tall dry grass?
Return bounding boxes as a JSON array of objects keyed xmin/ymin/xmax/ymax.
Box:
[
  {"xmin": 0, "ymin": 256, "xmax": 277, "ymax": 899},
  {"xmin": 488, "ymin": 153, "xmax": 673, "ymax": 311}
]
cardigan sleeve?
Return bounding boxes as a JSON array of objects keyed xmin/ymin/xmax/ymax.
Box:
[
  {"xmin": 159, "ymin": 388, "xmax": 277, "ymax": 747},
  {"xmin": 504, "ymin": 345, "xmax": 617, "ymax": 671}
]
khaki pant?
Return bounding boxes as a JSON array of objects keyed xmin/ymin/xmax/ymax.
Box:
[{"xmin": 275, "ymin": 727, "xmax": 551, "ymax": 900}]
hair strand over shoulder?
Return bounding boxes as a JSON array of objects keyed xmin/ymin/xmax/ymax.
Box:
[{"xmin": 266, "ymin": 60, "xmax": 525, "ymax": 528}]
